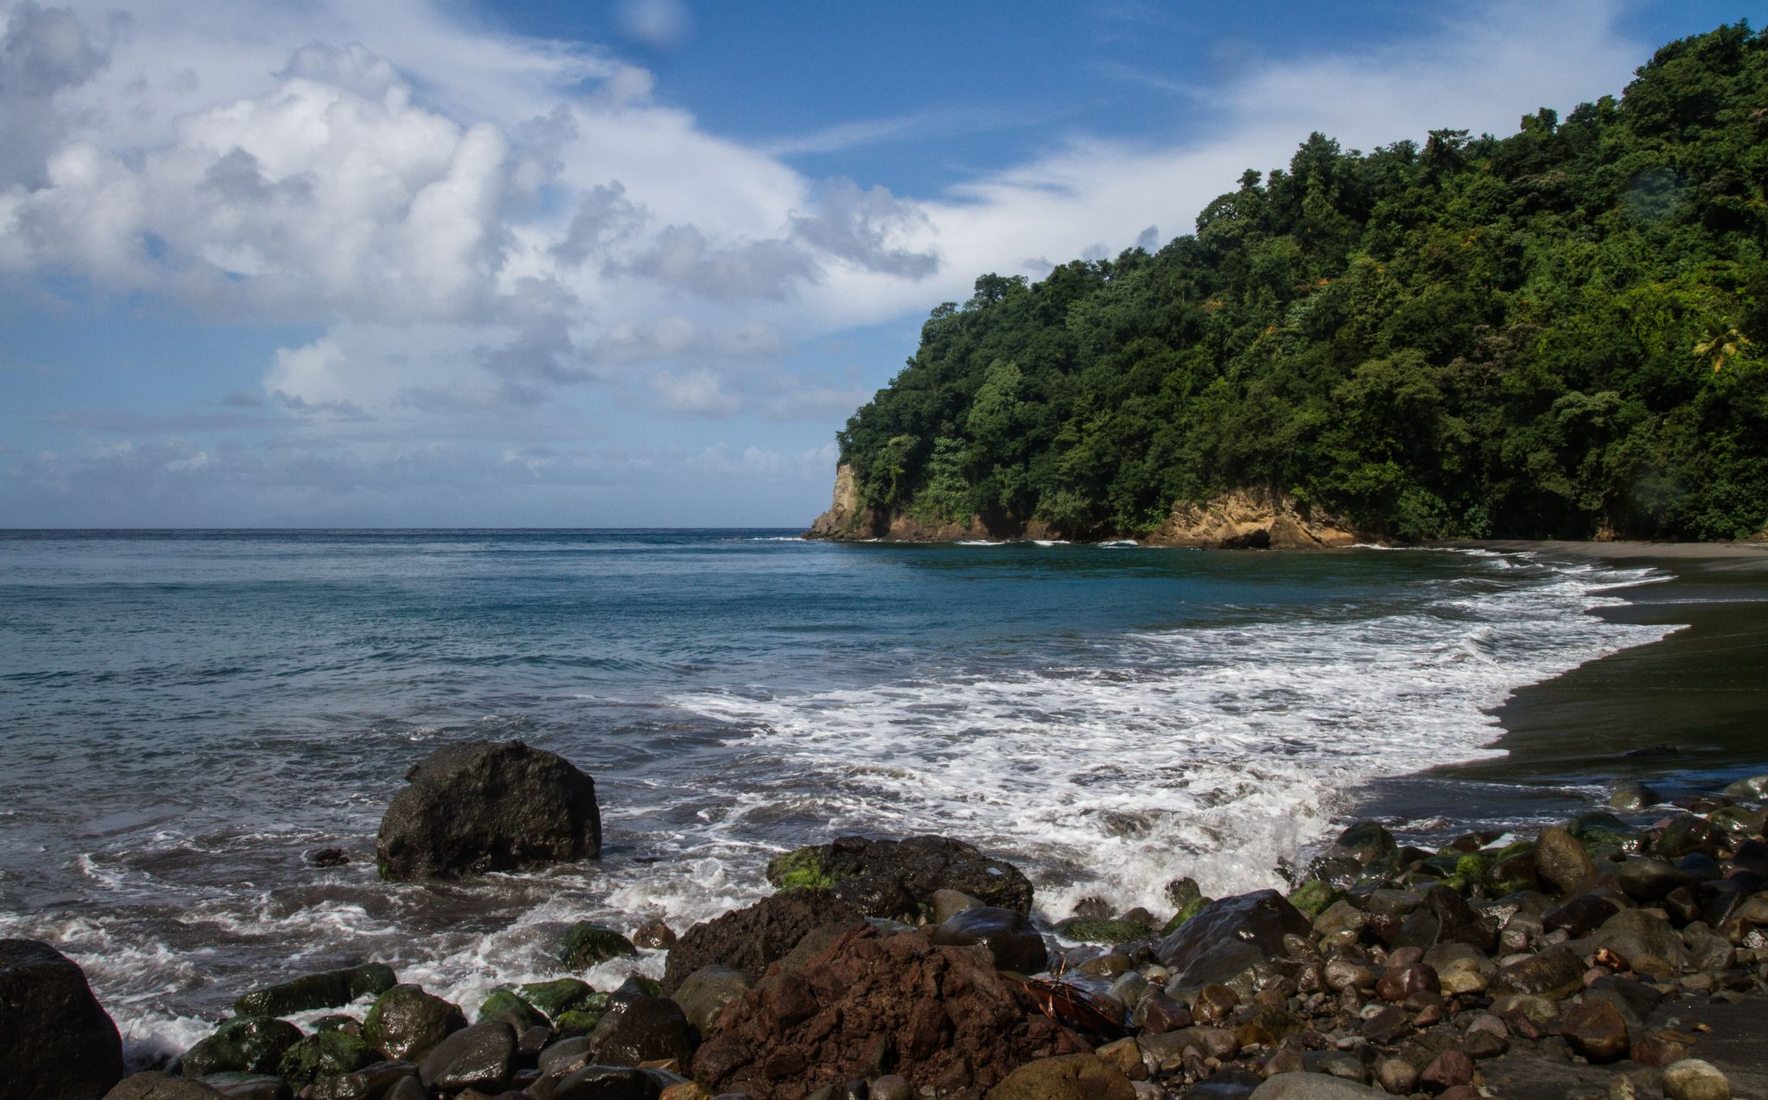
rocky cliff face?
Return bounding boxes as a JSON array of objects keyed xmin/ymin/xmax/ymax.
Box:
[
  {"xmin": 805, "ymin": 468, "xmax": 1363, "ymax": 548},
  {"xmin": 1144, "ymin": 488, "xmax": 1360, "ymax": 549}
]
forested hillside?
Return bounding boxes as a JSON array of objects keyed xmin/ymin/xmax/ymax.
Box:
[{"xmin": 828, "ymin": 24, "xmax": 1768, "ymax": 542}]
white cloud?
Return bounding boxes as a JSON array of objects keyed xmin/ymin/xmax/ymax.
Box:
[{"xmin": 0, "ymin": 0, "xmax": 1663, "ymax": 490}]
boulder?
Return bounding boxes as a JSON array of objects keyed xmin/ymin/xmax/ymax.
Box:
[
  {"xmin": 375, "ymin": 740, "xmax": 601, "ymax": 881},
  {"xmin": 0, "ymin": 939, "xmax": 125, "ymax": 1100},
  {"xmin": 363, "ymin": 984, "xmax": 464, "ymax": 1061},
  {"xmin": 766, "ymin": 835, "xmax": 1035, "ymax": 921},
  {"xmin": 417, "ymin": 1020, "xmax": 515, "ymax": 1092},
  {"xmin": 179, "ymin": 1017, "xmax": 302, "ymax": 1077},
  {"xmin": 232, "ymin": 963, "xmax": 396, "ymax": 1018},
  {"xmin": 693, "ymin": 926, "xmax": 1088, "ymax": 1099},
  {"xmin": 518, "ymin": 978, "xmax": 594, "ymax": 1019},
  {"xmin": 985, "ymin": 1054, "xmax": 1135, "ymax": 1099},
  {"xmin": 560, "ymin": 923, "xmax": 638, "ymax": 969},
  {"xmin": 585, "ymin": 996, "xmax": 696, "ymax": 1067},
  {"xmin": 1249, "ymin": 1073, "xmax": 1387, "ymax": 1098},
  {"xmin": 1155, "ymin": 890, "xmax": 1311, "ymax": 987},
  {"xmin": 1535, "ymin": 826, "xmax": 1596, "ymax": 896},
  {"xmin": 661, "ymin": 888, "xmax": 866, "ymax": 994},
  {"xmin": 928, "ymin": 906, "xmax": 1049, "ymax": 974},
  {"xmin": 671, "ymin": 966, "xmax": 753, "ymax": 1036},
  {"xmin": 1663, "ymin": 1058, "xmax": 1732, "ymax": 1100}
]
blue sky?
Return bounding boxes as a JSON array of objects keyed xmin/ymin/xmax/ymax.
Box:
[{"xmin": 0, "ymin": 0, "xmax": 1753, "ymax": 527}]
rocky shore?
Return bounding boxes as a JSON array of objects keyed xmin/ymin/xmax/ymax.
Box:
[{"xmin": 8, "ymin": 746, "xmax": 1768, "ymax": 1100}]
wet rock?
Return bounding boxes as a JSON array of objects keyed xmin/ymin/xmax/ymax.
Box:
[
  {"xmin": 985, "ymin": 1053, "xmax": 1136, "ymax": 1099},
  {"xmin": 1156, "ymin": 890, "xmax": 1312, "ymax": 987},
  {"xmin": 362, "ymin": 984, "xmax": 465, "ymax": 1061},
  {"xmin": 1375, "ymin": 963, "xmax": 1438, "ymax": 1003},
  {"xmin": 768, "ymin": 835, "xmax": 1035, "ymax": 922},
  {"xmin": 518, "ymin": 978, "xmax": 593, "ymax": 1020},
  {"xmin": 477, "ymin": 988, "xmax": 546, "ymax": 1031},
  {"xmin": 662, "ymin": 888, "xmax": 866, "ymax": 994},
  {"xmin": 1721, "ymin": 774, "xmax": 1768, "ymax": 801},
  {"xmin": 417, "ymin": 1020, "xmax": 515, "ymax": 1092},
  {"xmin": 1053, "ymin": 916, "xmax": 1151, "ymax": 945},
  {"xmin": 1617, "ymin": 857, "xmax": 1699, "ymax": 904},
  {"xmin": 1544, "ymin": 893, "xmax": 1621, "ymax": 938},
  {"xmin": 1609, "ymin": 783, "xmax": 1662, "ymax": 811},
  {"xmin": 633, "ymin": 920, "xmax": 678, "ymax": 950},
  {"xmin": 1592, "ymin": 909, "xmax": 1689, "ymax": 974},
  {"xmin": 232, "ymin": 963, "xmax": 396, "ymax": 1018},
  {"xmin": 585, "ymin": 996, "xmax": 695, "ymax": 1068},
  {"xmin": 1568, "ymin": 812, "xmax": 1641, "ymax": 852},
  {"xmin": 180, "ymin": 1017, "xmax": 303, "ymax": 1077},
  {"xmin": 1132, "ymin": 992, "xmax": 1193, "ymax": 1034},
  {"xmin": 1657, "ymin": 817, "xmax": 1719, "ymax": 860},
  {"xmin": 276, "ymin": 1031, "xmax": 375, "ymax": 1085},
  {"xmin": 1287, "ymin": 880, "xmax": 1340, "ymax": 918},
  {"xmin": 1536, "ymin": 826, "xmax": 1597, "ymax": 896},
  {"xmin": 930, "ymin": 906, "xmax": 1049, "ymax": 974},
  {"xmin": 194, "ymin": 1074, "xmax": 291, "ymax": 1100},
  {"xmin": 1360, "ymin": 1005, "xmax": 1409, "ymax": 1043},
  {"xmin": 930, "ymin": 888, "xmax": 983, "ymax": 924},
  {"xmin": 1662, "ymin": 1058, "xmax": 1731, "ymax": 1100},
  {"xmin": 561, "ymin": 923, "xmax": 638, "ymax": 969},
  {"xmin": 1328, "ymin": 822, "xmax": 1398, "ymax": 868},
  {"xmin": 306, "ymin": 848, "xmax": 350, "ymax": 868},
  {"xmin": 1094, "ymin": 1036, "xmax": 1147, "ymax": 1082},
  {"xmin": 1396, "ymin": 886, "xmax": 1494, "ymax": 951},
  {"xmin": 103, "ymin": 1074, "xmax": 224, "ymax": 1099},
  {"xmin": 1490, "ymin": 946, "xmax": 1584, "ymax": 1000},
  {"xmin": 671, "ymin": 966, "xmax": 753, "ymax": 1036},
  {"xmin": 0, "ymin": 939, "xmax": 126, "ymax": 1100},
  {"xmin": 1557, "ymin": 998, "xmax": 1629, "ymax": 1063},
  {"xmin": 693, "ymin": 926, "xmax": 1087, "ymax": 1098},
  {"xmin": 375, "ymin": 740, "xmax": 602, "ymax": 881}
]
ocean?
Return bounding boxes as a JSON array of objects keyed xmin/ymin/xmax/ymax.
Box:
[{"xmin": 0, "ymin": 529, "xmax": 1676, "ymax": 1062}]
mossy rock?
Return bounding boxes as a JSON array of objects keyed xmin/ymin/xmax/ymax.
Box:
[
  {"xmin": 1568, "ymin": 812, "xmax": 1641, "ymax": 852},
  {"xmin": 1286, "ymin": 879, "xmax": 1339, "ymax": 918},
  {"xmin": 277, "ymin": 1030, "xmax": 376, "ymax": 1085},
  {"xmin": 179, "ymin": 1016, "xmax": 303, "ymax": 1077},
  {"xmin": 559, "ymin": 922, "xmax": 637, "ymax": 969},
  {"xmin": 553, "ymin": 1005, "xmax": 606, "ymax": 1037},
  {"xmin": 765, "ymin": 847, "xmax": 837, "ymax": 891},
  {"xmin": 476, "ymin": 988, "xmax": 546, "ymax": 1030},
  {"xmin": 233, "ymin": 963, "xmax": 397, "ymax": 1018},
  {"xmin": 1160, "ymin": 894, "xmax": 1210, "ymax": 936},
  {"xmin": 516, "ymin": 978, "xmax": 592, "ymax": 1018},
  {"xmin": 1052, "ymin": 917, "xmax": 1150, "ymax": 944}
]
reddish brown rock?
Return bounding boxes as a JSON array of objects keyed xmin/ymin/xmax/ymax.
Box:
[
  {"xmin": 693, "ymin": 926, "xmax": 1089, "ymax": 1099},
  {"xmin": 1557, "ymin": 997, "xmax": 1630, "ymax": 1064},
  {"xmin": 1421, "ymin": 1048, "xmax": 1474, "ymax": 1091}
]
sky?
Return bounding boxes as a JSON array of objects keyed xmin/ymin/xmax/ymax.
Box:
[{"xmin": 0, "ymin": 0, "xmax": 1754, "ymax": 527}]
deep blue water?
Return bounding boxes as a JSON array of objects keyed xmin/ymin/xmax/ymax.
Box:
[{"xmin": 0, "ymin": 529, "xmax": 1672, "ymax": 1060}]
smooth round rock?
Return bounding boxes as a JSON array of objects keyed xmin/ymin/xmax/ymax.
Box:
[
  {"xmin": 364, "ymin": 984, "xmax": 465, "ymax": 1061},
  {"xmin": 1663, "ymin": 1058, "xmax": 1732, "ymax": 1100},
  {"xmin": 417, "ymin": 1020, "xmax": 515, "ymax": 1091}
]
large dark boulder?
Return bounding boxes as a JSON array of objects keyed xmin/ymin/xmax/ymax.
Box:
[
  {"xmin": 584, "ymin": 996, "xmax": 696, "ymax": 1067},
  {"xmin": 1154, "ymin": 890, "xmax": 1311, "ymax": 987},
  {"xmin": 178, "ymin": 1017, "xmax": 302, "ymax": 1077},
  {"xmin": 928, "ymin": 906, "xmax": 1049, "ymax": 974},
  {"xmin": 376, "ymin": 740, "xmax": 602, "ymax": 881},
  {"xmin": 0, "ymin": 938, "xmax": 125, "ymax": 1100},
  {"xmin": 766, "ymin": 835, "xmax": 1034, "ymax": 921},
  {"xmin": 232, "ymin": 963, "xmax": 395, "ymax": 1018},
  {"xmin": 661, "ymin": 889, "xmax": 866, "ymax": 994}
]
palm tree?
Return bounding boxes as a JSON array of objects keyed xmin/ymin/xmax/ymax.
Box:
[{"xmin": 1693, "ymin": 324, "xmax": 1752, "ymax": 374}]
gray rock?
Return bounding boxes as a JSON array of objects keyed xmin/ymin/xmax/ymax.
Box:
[
  {"xmin": 180, "ymin": 1017, "xmax": 302, "ymax": 1078},
  {"xmin": 0, "ymin": 939, "xmax": 125, "ymax": 1100},
  {"xmin": 1662, "ymin": 1058, "xmax": 1731, "ymax": 1100},
  {"xmin": 232, "ymin": 963, "xmax": 396, "ymax": 1018},
  {"xmin": 1609, "ymin": 782, "xmax": 1662, "ymax": 811},
  {"xmin": 1592, "ymin": 908, "xmax": 1689, "ymax": 973},
  {"xmin": 375, "ymin": 740, "xmax": 601, "ymax": 881},
  {"xmin": 671, "ymin": 965, "xmax": 752, "ymax": 1035},
  {"xmin": 362, "ymin": 984, "xmax": 464, "ymax": 1061},
  {"xmin": 928, "ymin": 905, "xmax": 1048, "ymax": 973},
  {"xmin": 1249, "ymin": 1072, "xmax": 1386, "ymax": 1098},
  {"xmin": 417, "ymin": 1020, "xmax": 515, "ymax": 1091},
  {"xmin": 1536, "ymin": 826, "xmax": 1596, "ymax": 896},
  {"xmin": 1617, "ymin": 857, "xmax": 1698, "ymax": 903},
  {"xmin": 1155, "ymin": 890, "xmax": 1311, "ymax": 987}
]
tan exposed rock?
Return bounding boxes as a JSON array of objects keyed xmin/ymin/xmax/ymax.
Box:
[
  {"xmin": 1145, "ymin": 489, "xmax": 1360, "ymax": 550},
  {"xmin": 806, "ymin": 464, "xmax": 867, "ymax": 539}
]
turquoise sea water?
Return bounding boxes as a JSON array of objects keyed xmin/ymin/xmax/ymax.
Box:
[{"xmin": 0, "ymin": 529, "xmax": 1673, "ymax": 1060}]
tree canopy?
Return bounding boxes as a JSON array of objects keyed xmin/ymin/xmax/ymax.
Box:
[{"xmin": 834, "ymin": 24, "xmax": 1768, "ymax": 541}]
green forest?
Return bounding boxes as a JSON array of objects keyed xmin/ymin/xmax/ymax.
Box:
[{"xmin": 831, "ymin": 24, "xmax": 1768, "ymax": 542}]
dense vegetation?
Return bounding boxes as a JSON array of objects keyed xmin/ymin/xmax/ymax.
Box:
[{"xmin": 835, "ymin": 25, "xmax": 1768, "ymax": 541}]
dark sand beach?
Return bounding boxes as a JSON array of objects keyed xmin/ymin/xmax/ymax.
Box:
[{"xmin": 1361, "ymin": 540, "xmax": 1768, "ymax": 832}]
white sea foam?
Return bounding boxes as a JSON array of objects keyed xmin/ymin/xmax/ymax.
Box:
[{"xmin": 666, "ymin": 556, "xmax": 1673, "ymax": 919}]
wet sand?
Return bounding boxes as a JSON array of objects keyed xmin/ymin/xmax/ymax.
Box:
[{"xmin": 1357, "ymin": 540, "xmax": 1768, "ymax": 830}]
